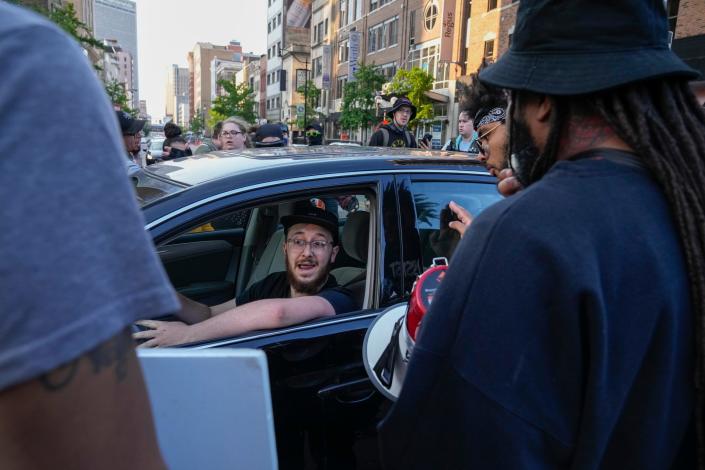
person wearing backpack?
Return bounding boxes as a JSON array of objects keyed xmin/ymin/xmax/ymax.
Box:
[
  {"xmin": 368, "ymin": 96, "xmax": 427, "ymax": 149},
  {"xmin": 442, "ymin": 109, "xmax": 480, "ymax": 154}
]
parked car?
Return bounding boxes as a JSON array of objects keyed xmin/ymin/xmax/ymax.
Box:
[{"xmin": 134, "ymin": 146, "xmax": 502, "ymax": 469}]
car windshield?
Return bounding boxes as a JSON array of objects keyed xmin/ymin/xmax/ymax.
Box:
[{"xmin": 150, "ymin": 140, "xmax": 164, "ymax": 150}]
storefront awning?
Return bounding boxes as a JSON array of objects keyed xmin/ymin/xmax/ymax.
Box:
[{"xmin": 424, "ymin": 90, "xmax": 450, "ymax": 103}]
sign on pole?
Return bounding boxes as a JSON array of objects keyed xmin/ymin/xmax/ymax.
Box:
[
  {"xmin": 296, "ymin": 69, "xmax": 307, "ymax": 90},
  {"xmin": 348, "ymin": 31, "xmax": 361, "ymax": 81},
  {"xmin": 440, "ymin": 0, "xmax": 457, "ymax": 62},
  {"xmin": 321, "ymin": 44, "xmax": 332, "ymax": 90}
]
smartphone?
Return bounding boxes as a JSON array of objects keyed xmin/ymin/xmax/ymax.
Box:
[{"xmin": 440, "ymin": 204, "xmax": 459, "ymax": 228}]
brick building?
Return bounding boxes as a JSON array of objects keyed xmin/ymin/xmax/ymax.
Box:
[{"xmin": 672, "ymin": 0, "xmax": 705, "ymax": 78}]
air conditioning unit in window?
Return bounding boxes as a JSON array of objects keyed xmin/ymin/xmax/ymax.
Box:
[{"xmin": 409, "ymin": 37, "xmax": 415, "ymax": 47}]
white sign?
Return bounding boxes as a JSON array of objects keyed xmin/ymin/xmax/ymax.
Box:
[
  {"xmin": 296, "ymin": 69, "xmax": 308, "ymax": 90},
  {"xmin": 440, "ymin": 0, "xmax": 457, "ymax": 62},
  {"xmin": 321, "ymin": 44, "xmax": 332, "ymax": 90},
  {"xmin": 348, "ymin": 31, "xmax": 361, "ymax": 82}
]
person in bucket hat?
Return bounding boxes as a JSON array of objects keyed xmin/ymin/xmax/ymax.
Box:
[
  {"xmin": 368, "ymin": 96, "xmax": 427, "ymax": 148},
  {"xmin": 378, "ymin": 1, "xmax": 704, "ymax": 468}
]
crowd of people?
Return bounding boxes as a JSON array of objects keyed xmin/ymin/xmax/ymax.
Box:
[{"xmin": 4, "ymin": 0, "xmax": 705, "ymax": 468}]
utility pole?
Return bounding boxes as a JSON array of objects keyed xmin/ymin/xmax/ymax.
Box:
[{"xmin": 304, "ymin": 55, "xmax": 309, "ymax": 132}]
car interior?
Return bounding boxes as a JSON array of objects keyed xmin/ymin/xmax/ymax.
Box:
[{"xmin": 158, "ymin": 191, "xmax": 375, "ymax": 323}]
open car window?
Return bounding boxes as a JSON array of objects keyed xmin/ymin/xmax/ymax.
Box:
[{"xmin": 157, "ymin": 190, "xmax": 374, "ymax": 325}]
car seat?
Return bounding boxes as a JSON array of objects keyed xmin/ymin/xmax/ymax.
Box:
[{"xmin": 331, "ymin": 211, "xmax": 369, "ymax": 307}]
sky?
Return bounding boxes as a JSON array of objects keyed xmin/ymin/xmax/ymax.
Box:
[{"xmin": 134, "ymin": 0, "xmax": 267, "ymax": 121}]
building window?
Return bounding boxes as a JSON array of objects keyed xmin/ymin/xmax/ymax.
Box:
[
  {"xmin": 338, "ymin": 39, "xmax": 349, "ymax": 62},
  {"xmin": 409, "ymin": 9, "xmax": 416, "ymax": 45},
  {"xmin": 380, "ymin": 62, "xmax": 397, "ymax": 80},
  {"xmin": 409, "ymin": 43, "xmax": 449, "ymax": 89},
  {"xmin": 507, "ymin": 32, "xmax": 513, "ymax": 48},
  {"xmin": 278, "ymin": 12, "xmax": 282, "ymax": 25},
  {"xmin": 487, "ymin": 0, "xmax": 497, "ymax": 11},
  {"xmin": 368, "ymin": 16, "xmax": 398, "ymax": 53},
  {"xmin": 370, "ymin": 0, "xmax": 392, "ymax": 11},
  {"xmin": 336, "ymin": 75, "xmax": 348, "ymax": 99},
  {"xmin": 483, "ymin": 39, "xmax": 495, "ymax": 59},
  {"xmin": 313, "ymin": 56, "xmax": 323, "ymax": 77},
  {"xmin": 387, "ymin": 16, "xmax": 399, "ymax": 47},
  {"xmin": 424, "ymin": 1, "xmax": 438, "ymax": 31},
  {"xmin": 339, "ymin": 0, "xmax": 348, "ymax": 27},
  {"xmin": 325, "ymin": 18, "xmax": 329, "ymax": 36}
]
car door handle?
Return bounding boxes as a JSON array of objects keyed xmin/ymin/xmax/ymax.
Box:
[{"xmin": 317, "ymin": 377, "xmax": 376, "ymax": 404}]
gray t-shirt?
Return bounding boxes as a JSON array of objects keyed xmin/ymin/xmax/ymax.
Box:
[{"xmin": 0, "ymin": 4, "xmax": 180, "ymax": 390}]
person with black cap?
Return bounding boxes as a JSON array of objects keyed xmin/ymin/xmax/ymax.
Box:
[
  {"xmin": 305, "ymin": 122, "xmax": 324, "ymax": 146},
  {"xmin": 116, "ymin": 110, "xmax": 146, "ymax": 175},
  {"xmin": 254, "ymin": 122, "xmax": 288, "ymax": 148},
  {"xmin": 368, "ymin": 96, "xmax": 426, "ymax": 149},
  {"xmin": 134, "ymin": 200, "xmax": 358, "ymax": 347},
  {"xmin": 379, "ymin": 0, "xmax": 704, "ymax": 468}
]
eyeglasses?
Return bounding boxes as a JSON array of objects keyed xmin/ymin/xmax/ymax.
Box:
[
  {"xmin": 220, "ymin": 130, "xmax": 244, "ymax": 138},
  {"xmin": 287, "ymin": 238, "xmax": 331, "ymax": 253},
  {"xmin": 476, "ymin": 123, "xmax": 503, "ymax": 156}
]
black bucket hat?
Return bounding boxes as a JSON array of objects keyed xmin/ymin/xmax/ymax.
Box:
[
  {"xmin": 389, "ymin": 96, "xmax": 417, "ymax": 121},
  {"xmin": 480, "ymin": 0, "xmax": 699, "ymax": 95}
]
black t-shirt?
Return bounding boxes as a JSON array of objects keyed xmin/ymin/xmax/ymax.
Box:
[
  {"xmin": 236, "ymin": 272, "xmax": 359, "ymax": 314},
  {"xmin": 368, "ymin": 124, "xmax": 418, "ymax": 148}
]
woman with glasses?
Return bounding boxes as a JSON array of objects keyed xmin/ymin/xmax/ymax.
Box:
[{"xmin": 217, "ymin": 116, "xmax": 252, "ymax": 150}]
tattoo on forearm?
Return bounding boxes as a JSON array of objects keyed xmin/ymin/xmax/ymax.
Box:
[
  {"xmin": 39, "ymin": 360, "xmax": 79, "ymax": 391},
  {"xmin": 39, "ymin": 329, "xmax": 132, "ymax": 391}
]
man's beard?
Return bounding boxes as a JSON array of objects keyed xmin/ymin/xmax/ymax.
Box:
[
  {"xmin": 286, "ymin": 256, "xmax": 331, "ymax": 295},
  {"xmin": 507, "ymin": 112, "xmax": 542, "ymax": 188}
]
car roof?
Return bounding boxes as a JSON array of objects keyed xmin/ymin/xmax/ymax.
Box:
[{"xmin": 143, "ymin": 146, "xmax": 489, "ymax": 187}]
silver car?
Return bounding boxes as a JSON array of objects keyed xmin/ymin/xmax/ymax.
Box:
[{"xmin": 146, "ymin": 138, "xmax": 165, "ymax": 164}]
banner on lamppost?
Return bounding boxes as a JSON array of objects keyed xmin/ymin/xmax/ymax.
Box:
[
  {"xmin": 348, "ymin": 31, "xmax": 361, "ymax": 81},
  {"xmin": 321, "ymin": 44, "xmax": 332, "ymax": 90},
  {"xmin": 440, "ymin": 0, "xmax": 457, "ymax": 62},
  {"xmin": 296, "ymin": 69, "xmax": 308, "ymax": 90}
]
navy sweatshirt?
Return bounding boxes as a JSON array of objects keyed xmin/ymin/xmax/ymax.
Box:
[{"xmin": 379, "ymin": 151, "xmax": 695, "ymax": 469}]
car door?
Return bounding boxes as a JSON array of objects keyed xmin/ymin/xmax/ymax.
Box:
[
  {"xmin": 158, "ymin": 211, "xmax": 249, "ymax": 305},
  {"xmin": 149, "ymin": 173, "xmax": 402, "ymax": 469}
]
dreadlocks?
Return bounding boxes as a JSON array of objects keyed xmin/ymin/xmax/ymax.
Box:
[{"xmin": 519, "ymin": 79, "xmax": 705, "ymax": 467}]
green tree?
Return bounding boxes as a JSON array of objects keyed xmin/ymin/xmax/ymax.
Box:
[
  {"xmin": 105, "ymin": 79, "xmax": 139, "ymax": 115},
  {"xmin": 386, "ymin": 67, "xmax": 435, "ymax": 128},
  {"xmin": 48, "ymin": 3, "xmax": 106, "ymax": 52},
  {"xmin": 209, "ymin": 79, "xmax": 256, "ymax": 127},
  {"xmin": 11, "ymin": 2, "xmax": 107, "ymax": 65},
  {"xmin": 339, "ymin": 64, "xmax": 386, "ymax": 132},
  {"xmin": 296, "ymin": 80, "xmax": 321, "ymax": 129},
  {"xmin": 190, "ymin": 109, "xmax": 205, "ymax": 135},
  {"xmin": 105, "ymin": 80, "xmax": 136, "ymax": 116}
]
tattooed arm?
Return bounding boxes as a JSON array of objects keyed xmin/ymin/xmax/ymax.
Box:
[{"xmin": 0, "ymin": 329, "xmax": 166, "ymax": 469}]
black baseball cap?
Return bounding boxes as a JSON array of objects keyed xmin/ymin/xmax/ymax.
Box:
[
  {"xmin": 116, "ymin": 110, "xmax": 146, "ymax": 135},
  {"xmin": 255, "ymin": 123, "xmax": 286, "ymax": 147},
  {"xmin": 281, "ymin": 200, "xmax": 339, "ymax": 244}
]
